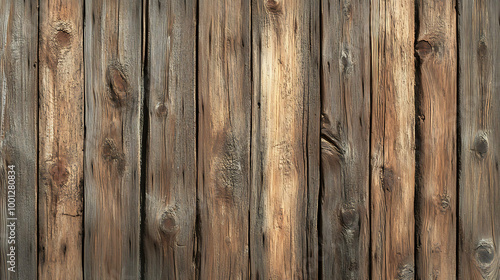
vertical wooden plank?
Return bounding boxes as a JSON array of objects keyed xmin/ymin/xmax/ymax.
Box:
[
  {"xmin": 251, "ymin": 0, "xmax": 320, "ymax": 278},
  {"xmin": 143, "ymin": 0, "xmax": 197, "ymax": 278},
  {"xmin": 197, "ymin": 0, "xmax": 251, "ymax": 278},
  {"xmin": 458, "ymin": 0, "xmax": 500, "ymax": 278},
  {"xmin": 415, "ymin": 0, "xmax": 457, "ymax": 278},
  {"xmin": 38, "ymin": 0, "xmax": 84, "ymax": 279},
  {"xmin": 320, "ymin": 0, "xmax": 370, "ymax": 278},
  {"xmin": 0, "ymin": 1, "xmax": 38, "ymax": 279},
  {"xmin": 84, "ymin": 0, "xmax": 143, "ymax": 278},
  {"xmin": 370, "ymin": 0, "xmax": 415, "ymax": 279}
]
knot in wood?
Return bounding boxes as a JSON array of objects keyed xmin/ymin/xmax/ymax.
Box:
[
  {"xmin": 106, "ymin": 64, "xmax": 130, "ymax": 107},
  {"xmin": 159, "ymin": 211, "xmax": 178, "ymax": 235},
  {"xmin": 473, "ymin": 133, "xmax": 488, "ymax": 159},
  {"xmin": 415, "ymin": 40, "xmax": 432, "ymax": 58},
  {"xmin": 49, "ymin": 158, "xmax": 70, "ymax": 185}
]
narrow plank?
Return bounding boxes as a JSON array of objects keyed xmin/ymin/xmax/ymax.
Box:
[
  {"xmin": 250, "ymin": 0, "xmax": 320, "ymax": 278},
  {"xmin": 458, "ymin": 0, "xmax": 500, "ymax": 278},
  {"xmin": 320, "ymin": 0, "xmax": 370, "ymax": 278},
  {"xmin": 197, "ymin": 0, "xmax": 251, "ymax": 278},
  {"xmin": 415, "ymin": 0, "xmax": 457, "ymax": 278},
  {"xmin": 0, "ymin": 1, "xmax": 38, "ymax": 279},
  {"xmin": 143, "ymin": 0, "xmax": 197, "ymax": 278},
  {"xmin": 84, "ymin": 0, "xmax": 143, "ymax": 278},
  {"xmin": 38, "ymin": 0, "xmax": 84, "ymax": 279},
  {"xmin": 370, "ymin": 0, "xmax": 416, "ymax": 278}
]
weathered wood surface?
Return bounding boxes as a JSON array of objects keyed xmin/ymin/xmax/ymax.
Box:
[
  {"xmin": 84, "ymin": 0, "xmax": 143, "ymax": 278},
  {"xmin": 143, "ymin": 0, "xmax": 197, "ymax": 278},
  {"xmin": 251, "ymin": 0, "xmax": 320, "ymax": 278},
  {"xmin": 0, "ymin": 1, "xmax": 38, "ymax": 279},
  {"xmin": 370, "ymin": 0, "xmax": 416, "ymax": 279},
  {"xmin": 320, "ymin": 0, "xmax": 370, "ymax": 278},
  {"xmin": 415, "ymin": 0, "xmax": 457, "ymax": 279},
  {"xmin": 38, "ymin": 0, "xmax": 84, "ymax": 279},
  {"xmin": 1, "ymin": 0, "xmax": 500, "ymax": 278},
  {"xmin": 198, "ymin": 0, "xmax": 251, "ymax": 278},
  {"xmin": 458, "ymin": 0, "xmax": 500, "ymax": 279}
]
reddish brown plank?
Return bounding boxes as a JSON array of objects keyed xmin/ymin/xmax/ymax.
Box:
[
  {"xmin": 370, "ymin": 0, "xmax": 416, "ymax": 278},
  {"xmin": 38, "ymin": 0, "xmax": 84, "ymax": 279}
]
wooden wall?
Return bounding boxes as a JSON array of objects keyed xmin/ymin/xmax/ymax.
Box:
[{"xmin": 0, "ymin": 0, "xmax": 499, "ymax": 279}]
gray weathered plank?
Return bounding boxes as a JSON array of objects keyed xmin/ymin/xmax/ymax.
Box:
[
  {"xmin": 370, "ymin": 0, "xmax": 416, "ymax": 278},
  {"xmin": 458, "ymin": 0, "xmax": 500, "ymax": 279},
  {"xmin": 197, "ymin": 0, "xmax": 251, "ymax": 277},
  {"xmin": 0, "ymin": 1, "xmax": 38, "ymax": 279},
  {"xmin": 320, "ymin": 0, "xmax": 371, "ymax": 278},
  {"xmin": 38, "ymin": 0, "xmax": 84, "ymax": 279},
  {"xmin": 250, "ymin": 0, "xmax": 320, "ymax": 278},
  {"xmin": 143, "ymin": 0, "xmax": 197, "ymax": 278},
  {"xmin": 84, "ymin": 0, "xmax": 143, "ymax": 278},
  {"xmin": 415, "ymin": 0, "xmax": 457, "ymax": 278}
]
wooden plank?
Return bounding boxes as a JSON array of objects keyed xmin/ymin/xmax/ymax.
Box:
[
  {"xmin": 84, "ymin": 0, "xmax": 143, "ymax": 278},
  {"xmin": 143, "ymin": 0, "xmax": 197, "ymax": 278},
  {"xmin": 38, "ymin": 0, "xmax": 84, "ymax": 279},
  {"xmin": 320, "ymin": 0, "xmax": 370, "ymax": 278},
  {"xmin": 415, "ymin": 0, "xmax": 457, "ymax": 278},
  {"xmin": 458, "ymin": 0, "xmax": 500, "ymax": 278},
  {"xmin": 250, "ymin": 0, "xmax": 320, "ymax": 278},
  {"xmin": 370, "ymin": 0, "xmax": 416, "ymax": 278},
  {"xmin": 197, "ymin": 0, "xmax": 251, "ymax": 278},
  {"xmin": 0, "ymin": 1, "xmax": 38, "ymax": 279}
]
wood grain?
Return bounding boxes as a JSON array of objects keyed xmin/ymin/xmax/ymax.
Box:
[
  {"xmin": 458, "ymin": 0, "xmax": 500, "ymax": 279},
  {"xmin": 143, "ymin": 0, "xmax": 197, "ymax": 278},
  {"xmin": 320, "ymin": 0, "xmax": 370, "ymax": 278},
  {"xmin": 197, "ymin": 0, "xmax": 251, "ymax": 278},
  {"xmin": 84, "ymin": 0, "xmax": 143, "ymax": 278},
  {"xmin": 250, "ymin": 0, "xmax": 320, "ymax": 278},
  {"xmin": 0, "ymin": 1, "xmax": 38, "ymax": 279},
  {"xmin": 370, "ymin": 0, "xmax": 416, "ymax": 278},
  {"xmin": 38, "ymin": 0, "xmax": 84, "ymax": 279},
  {"xmin": 415, "ymin": 0, "xmax": 457, "ymax": 278}
]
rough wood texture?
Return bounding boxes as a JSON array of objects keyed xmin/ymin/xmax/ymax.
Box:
[
  {"xmin": 38, "ymin": 0, "xmax": 84, "ymax": 279},
  {"xmin": 197, "ymin": 0, "xmax": 251, "ymax": 278},
  {"xmin": 84, "ymin": 0, "xmax": 143, "ymax": 278},
  {"xmin": 0, "ymin": 1, "xmax": 38, "ymax": 279},
  {"xmin": 458, "ymin": 0, "xmax": 500, "ymax": 279},
  {"xmin": 370, "ymin": 0, "xmax": 416, "ymax": 279},
  {"xmin": 143, "ymin": 0, "xmax": 197, "ymax": 278},
  {"xmin": 320, "ymin": 0, "xmax": 370, "ymax": 278},
  {"xmin": 415, "ymin": 0, "xmax": 457, "ymax": 278},
  {"xmin": 251, "ymin": 0, "xmax": 320, "ymax": 278}
]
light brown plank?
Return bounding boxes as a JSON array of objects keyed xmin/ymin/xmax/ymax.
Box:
[
  {"xmin": 0, "ymin": 1, "xmax": 38, "ymax": 279},
  {"xmin": 84, "ymin": 0, "xmax": 143, "ymax": 278},
  {"xmin": 458, "ymin": 0, "xmax": 500, "ymax": 278},
  {"xmin": 38, "ymin": 1, "xmax": 84, "ymax": 279},
  {"xmin": 370, "ymin": 0, "xmax": 416, "ymax": 278},
  {"xmin": 250, "ymin": 0, "xmax": 320, "ymax": 278},
  {"xmin": 415, "ymin": 0, "xmax": 457, "ymax": 278},
  {"xmin": 197, "ymin": 0, "xmax": 251, "ymax": 278},
  {"xmin": 143, "ymin": 0, "xmax": 197, "ymax": 278},
  {"xmin": 320, "ymin": 0, "xmax": 371, "ymax": 278}
]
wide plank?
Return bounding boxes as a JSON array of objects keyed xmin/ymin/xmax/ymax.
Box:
[
  {"xmin": 143, "ymin": 0, "xmax": 197, "ymax": 278},
  {"xmin": 370, "ymin": 0, "xmax": 416, "ymax": 278},
  {"xmin": 0, "ymin": 1, "xmax": 38, "ymax": 279},
  {"xmin": 84, "ymin": 0, "xmax": 143, "ymax": 278},
  {"xmin": 320, "ymin": 0, "xmax": 371, "ymax": 278},
  {"xmin": 38, "ymin": 0, "xmax": 84, "ymax": 279},
  {"xmin": 458, "ymin": 0, "xmax": 500, "ymax": 278},
  {"xmin": 197, "ymin": 0, "xmax": 251, "ymax": 277},
  {"xmin": 415, "ymin": 0, "xmax": 457, "ymax": 278},
  {"xmin": 250, "ymin": 0, "xmax": 320, "ymax": 278}
]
